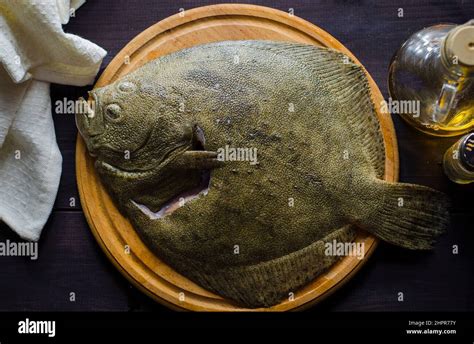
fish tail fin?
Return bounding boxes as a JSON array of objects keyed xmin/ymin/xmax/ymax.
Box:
[{"xmin": 360, "ymin": 180, "xmax": 450, "ymax": 250}]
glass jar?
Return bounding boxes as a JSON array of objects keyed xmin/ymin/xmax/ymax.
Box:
[
  {"xmin": 388, "ymin": 20, "xmax": 474, "ymax": 137},
  {"xmin": 443, "ymin": 132, "xmax": 474, "ymax": 184}
]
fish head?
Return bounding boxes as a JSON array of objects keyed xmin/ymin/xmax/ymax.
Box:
[{"xmin": 76, "ymin": 76, "xmax": 194, "ymax": 173}]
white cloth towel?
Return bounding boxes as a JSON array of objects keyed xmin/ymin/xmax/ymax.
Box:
[{"xmin": 0, "ymin": 0, "xmax": 106, "ymax": 241}]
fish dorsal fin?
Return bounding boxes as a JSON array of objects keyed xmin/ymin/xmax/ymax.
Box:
[{"xmin": 219, "ymin": 40, "xmax": 386, "ymax": 178}]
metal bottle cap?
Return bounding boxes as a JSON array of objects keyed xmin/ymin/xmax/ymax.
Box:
[
  {"xmin": 460, "ymin": 133, "xmax": 474, "ymax": 171},
  {"xmin": 445, "ymin": 19, "xmax": 474, "ymax": 67}
]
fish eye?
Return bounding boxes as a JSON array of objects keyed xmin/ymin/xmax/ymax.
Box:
[
  {"xmin": 105, "ymin": 104, "xmax": 122, "ymax": 121},
  {"xmin": 117, "ymin": 81, "xmax": 136, "ymax": 93}
]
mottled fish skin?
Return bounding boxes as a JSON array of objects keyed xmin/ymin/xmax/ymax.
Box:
[{"xmin": 77, "ymin": 41, "xmax": 450, "ymax": 308}]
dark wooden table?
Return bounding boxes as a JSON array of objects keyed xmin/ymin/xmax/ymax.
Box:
[{"xmin": 0, "ymin": 0, "xmax": 473, "ymax": 312}]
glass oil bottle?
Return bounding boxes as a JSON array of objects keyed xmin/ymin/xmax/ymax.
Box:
[{"xmin": 389, "ymin": 20, "xmax": 474, "ymax": 136}]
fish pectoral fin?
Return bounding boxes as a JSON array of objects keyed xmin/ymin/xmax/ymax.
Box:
[{"xmin": 170, "ymin": 150, "xmax": 224, "ymax": 170}]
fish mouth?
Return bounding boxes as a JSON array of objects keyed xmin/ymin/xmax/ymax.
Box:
[
  {"xmin": 97, "ymin": 123, "xmax": 200, "ymax": 173},
  {"xmin": 82, "ymin": 136, "xmax": 103, "ymax": 158},
  {"xmin": 96, "ymin": 160, "xmax": 154, "ymax": 178},
  {"xmin": 76, "ymin": 93, "xmax": 104, "ymax": 148},
  {"xmin": 96, "ymin": 139, "xmax": 190, "ymax": 176},
  {"xmin": 78, "ymin": 131, "xmax": 100, "ymax": 158},
  {"xmin": 76, "ymin": 96, "xmax": 95, "ymax": 126}
]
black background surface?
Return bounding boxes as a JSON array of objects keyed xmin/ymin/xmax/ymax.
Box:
[{"xmin": 0, "ymin": 0, "xmax": 473, "ymax": 312}]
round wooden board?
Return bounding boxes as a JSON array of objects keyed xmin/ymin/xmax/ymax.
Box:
[{"xmin": 76, "ymin": 4, "xmax": 399, "ymax": 311}]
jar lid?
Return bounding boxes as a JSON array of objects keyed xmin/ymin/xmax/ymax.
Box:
[
  {"xmin": 445, "ymin": 19, "xmax": 474, "ymax": 67},
  {"xmin": 460, "ymin": 133, "xmax": 474, "ymax": 171}
]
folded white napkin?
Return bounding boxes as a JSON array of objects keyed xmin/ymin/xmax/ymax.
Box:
[{"xmin": 0, "ymin": 0, "xmax": 106, "ymax": 241}]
